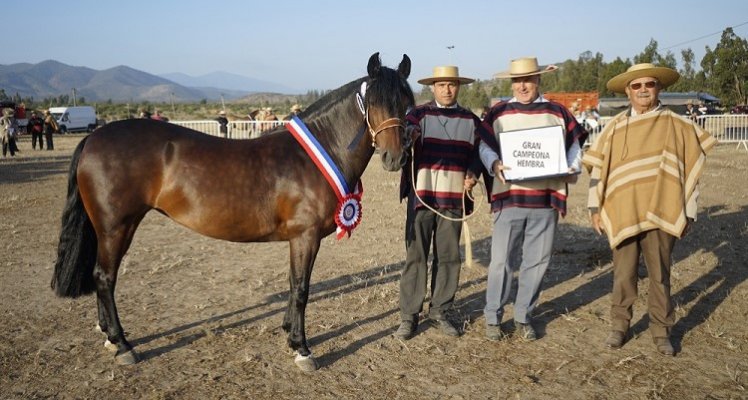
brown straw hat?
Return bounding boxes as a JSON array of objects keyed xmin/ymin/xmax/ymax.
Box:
[
  {"xmin": 606, "ymin": 63, "xmax": 680, "ymax": 93},
  {"xmin": 493, "ymin": 57, "xmax": 559, "ymax": 79},
  {"xmin": 417, "ymin": 66, "xmax": 474, "ymax": 85}
]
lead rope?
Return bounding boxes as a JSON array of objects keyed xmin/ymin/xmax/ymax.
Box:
[{"xmin": 409, "ymin": 147, "xmax": 486, "ymax": 268}]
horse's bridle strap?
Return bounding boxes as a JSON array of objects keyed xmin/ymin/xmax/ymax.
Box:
[{"xmin": 366, "ymin": 110, "xmax": 405, "ymax": 148}]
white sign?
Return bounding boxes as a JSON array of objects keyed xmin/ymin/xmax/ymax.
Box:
[{"xmin": 499, "ymin": 125, "xmax": 569, "ymax": 181}]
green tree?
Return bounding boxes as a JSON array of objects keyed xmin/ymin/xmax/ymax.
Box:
[{"xmin": 701, "ymin": 27, "xmax": 748, "ymax": 107}]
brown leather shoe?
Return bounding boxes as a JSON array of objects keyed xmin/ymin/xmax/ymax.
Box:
[
  {"xmin": 604, "ymin": 330, "xmax": 626, "ymax": 348},
  {"xmin": 654, "ymin": 337, "xmax": 675, "ymax": 356}
]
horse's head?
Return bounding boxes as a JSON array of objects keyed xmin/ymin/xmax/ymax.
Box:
[{"xmin": 364, "ymin": 52, "xmax": 414, "ymax": 171}]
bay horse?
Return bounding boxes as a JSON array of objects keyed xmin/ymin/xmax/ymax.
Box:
[{"xmin": 52, "ymin": 53, "xmax": 414, "ymax": 371}]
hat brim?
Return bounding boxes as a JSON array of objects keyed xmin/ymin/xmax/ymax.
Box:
[
  {"xmin": 417, "ymin": 76, "xmax": 475, "ymax": 85},
  {"xmin": 493, "ymin": 65, "xmax": 558, "ymax": 79},
  {"xmin": 606, "ymin": 67, "xmax": 679, "ymax": 93}
]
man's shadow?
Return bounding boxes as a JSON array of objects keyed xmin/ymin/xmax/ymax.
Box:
[{"xmin": 629, "ymin": 204, "xmax": 748, "ymax": 350}]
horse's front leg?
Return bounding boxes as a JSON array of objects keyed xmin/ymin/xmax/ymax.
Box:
[{"xmin": 286, "ymin": 229, "xmax": 321, "ymax": 372}]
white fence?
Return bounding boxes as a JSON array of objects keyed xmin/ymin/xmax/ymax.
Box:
[
  {"xmin": 583, "ymin": 114, "xmax": 748, "ymax": 151},
  {"xmin": 174, "ymin": 115, "xmax": 748, "ymax": 151},
  {"xmin": 170, "ymin": 120, "xmax": 287, "ymax": 139}
]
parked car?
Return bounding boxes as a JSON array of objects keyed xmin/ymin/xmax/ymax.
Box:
[{"xmin": 730, "ymin": 105, "xmax": 748, "ymax": 114}]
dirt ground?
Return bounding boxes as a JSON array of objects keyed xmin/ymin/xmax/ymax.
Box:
[{"xmin": 1, "ymin": 134, "xmax": 747, "ymax": 400}]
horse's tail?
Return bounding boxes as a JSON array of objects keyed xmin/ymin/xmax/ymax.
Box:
[{"xmin": 51, "ymin": 136, "xmax": 98, "ymax": 298}]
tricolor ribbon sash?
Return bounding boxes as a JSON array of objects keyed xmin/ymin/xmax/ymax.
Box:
[{"xmin": 287, "ymin": 116, "xmax": 363, "ymax": 239}]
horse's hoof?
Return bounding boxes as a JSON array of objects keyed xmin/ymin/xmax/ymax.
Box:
[
  {"xmin": 294, "ymin": 352, "xmax": 318, "ymax": 372},
  {"xmin": 104, "ymin": 339, "xmax": 118, "ymax": 352},
  {"xmin": 115, "ymin": 350, "xmax": 139, "ymax": 366}
]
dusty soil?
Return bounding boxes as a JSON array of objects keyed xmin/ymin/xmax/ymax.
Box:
[{"xmin": 1, "ymin": 134, "xmax": 747, "ymax": 399}]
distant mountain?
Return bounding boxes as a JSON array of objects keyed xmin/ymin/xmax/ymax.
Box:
[
  {"xmin": 0, "ymin": 60, "xmax": 294, "ymax": 103},
  {"xmin": 160, "ymin": 71, "xmax": 298, "ymax": 94}
]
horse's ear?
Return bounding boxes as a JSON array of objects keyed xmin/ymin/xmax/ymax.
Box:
[
  {"xmin": 367, "ymin": 52, "xmax": 381, "ymax": 78},
  {"xmin": 398, "ymin": 54, "xmax": 411, "ymax": 79}
]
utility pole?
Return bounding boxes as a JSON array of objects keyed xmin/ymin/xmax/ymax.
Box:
[
  {"xmin": 72, "ymin": 88, "xmax": 77, "ymax": 106},
  {"xmin": 220, "ymin": 93, "xmax": 226, "ymax": 112},
  {"xmin": 170, "ymin": 92, "xmax": 176, "ymax": 115}
]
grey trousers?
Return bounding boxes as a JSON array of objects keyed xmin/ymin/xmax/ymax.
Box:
[
  {"xmin": 484, "ymin": 207, "xmax": 558, "ymax": 325},
  {"xmin": 400, "ymin": 197, "xmax": 462, "ymax": 322}
]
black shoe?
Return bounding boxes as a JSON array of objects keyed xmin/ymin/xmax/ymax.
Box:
[
  {"xmin": 430, "ymin": 318, "xmax": 460, "ymax": 337},
  {"xmin": 394, "ymin": 320, "xmax": 417, "ymax": 340},
  {"xmin": 516, "ymin": 322, "xmax": 537, "ymax": 341}
]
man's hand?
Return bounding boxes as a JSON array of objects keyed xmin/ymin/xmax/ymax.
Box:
[
  {"xmin": 591, "ymin": 212, "xmax": 604, "ymax": 235},
  {"xmin": 563, "ymin": 167, "xmax": 579, "ymax": 183},
  {"xmin": 464, "ymin": 171, "xmax": 477, "ymax": 191},
  {"xmin": 492, "ymin": 160, "xmax": 510, "ymax": 184}
]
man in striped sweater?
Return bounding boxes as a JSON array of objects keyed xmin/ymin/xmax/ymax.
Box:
[
  {"xmin": 479, "ymin": 57, "xmax": 588, "ymax": 341},
  {"xmin": 583, "ymin": 64, "xmax": 715, "ymax": 356},
  {"xmin": 394, "ymin": 66, "xmax": 483, "ymax": 340}
]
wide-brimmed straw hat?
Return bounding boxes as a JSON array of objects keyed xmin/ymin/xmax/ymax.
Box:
[
  {"xmin": 2, "ymin": 108, "xmax": 14, "ymax": 117},
  {"xmin": 291, "ymin": 104, "xmax": 302, "ymax": 112},
  {"xmin": 417, "ymin": 66, "xmax": 474, "ymax": 85},
  {"xmin": 219, "ymin": 110, "xmax": 226, "ymax": 115},
  {"xmin": 606, "ymin": 63, "xmax": 680, "ymax": 93},
  {"xmin": 493, "ymin": 57, "xmax": 558, "ymax": 79}
]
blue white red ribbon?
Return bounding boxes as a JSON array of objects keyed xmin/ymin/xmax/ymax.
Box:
[{"xmin": 287, "ymin": 116, "xmax": 363, "ymax": 239}]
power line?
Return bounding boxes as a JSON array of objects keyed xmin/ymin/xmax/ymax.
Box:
[{"xmin": 662, "ymin": 21, "xmax": 748, "ymax": 51}]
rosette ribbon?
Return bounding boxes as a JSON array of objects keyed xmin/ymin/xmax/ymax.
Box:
[{"xmin": 287, "ymin": 116, "xmax": 363, "ymax": 239}]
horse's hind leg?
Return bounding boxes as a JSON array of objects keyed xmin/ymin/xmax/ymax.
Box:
[
  {"xmin": 94, "ymin": 225, "xmax": 141, "ymax": 365},
  {"xmin": 286, "ymin": 230, "xmax": 321, "ymax": 372}
]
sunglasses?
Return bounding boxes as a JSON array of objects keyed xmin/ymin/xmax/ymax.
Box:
[{"xmin": 629, "ymin": 81, "xmax": 658, "ymax": 90}]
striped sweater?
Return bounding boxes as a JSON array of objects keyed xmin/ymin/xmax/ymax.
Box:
[
  {"xmin": 400, "ymin": 102, "xmax": 482, "ymax": 210},
  {"xmin": 582, "ymin": 108, "xmax": 716, "ymax": 248},
  {"xmin": 481, "ymin": 100, "xmax": 587, "ymax": 216}
]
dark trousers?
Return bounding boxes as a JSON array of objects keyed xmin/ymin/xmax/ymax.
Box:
[
  {"xmin": 2, "ymin": 136, "xmax": 16, "ymax": 156},
  {"xmin": 400, "ymin": 193, "xmax": 463, "ymax": 322},
  {"xmin": 44, "ymin": 131, "xmax": 54, "ymax": 150},
  {"xmin": 610, "ymin": 229, "xmax": 676, "ymax": 338},
  {"xmin": 32, "ymin": 132, "xmax": 44, "ymax": 149}
]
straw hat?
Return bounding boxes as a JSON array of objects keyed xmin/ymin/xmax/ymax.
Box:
[
  {"xmin": 291, "ymin": 104, "xmax": 302, "ymax": 112},
  {"xmin": 417, "ymin": 66, "xmax": 474, "ymax": 85},
  {"xmin": 493, "ymin": 57, "xmax": 558, "ymax": 79},
  {"xmin": 219, "ymin": 110, "xmax": 226, "ymax": 115},
  {"xmin": 2, "ymin": 108, "xmax": 14, "ymax": 117},
  {"xmin": 606, "ymin": 63, "xmax": 680, "ymax": 94}
]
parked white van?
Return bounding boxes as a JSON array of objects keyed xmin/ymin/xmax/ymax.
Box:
[{"xmin": 48, "ymin": 106, "xmax": 98, "ymax": 133}]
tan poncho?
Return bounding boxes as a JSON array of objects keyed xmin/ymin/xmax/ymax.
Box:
[{"xmin": 582, "ymin": 108, "xmax": 716, "ymax": 248}]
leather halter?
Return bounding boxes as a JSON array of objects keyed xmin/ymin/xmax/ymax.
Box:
[{"xmin": 365, "ymin": 108, "xmax": 405, "ymax": 149}]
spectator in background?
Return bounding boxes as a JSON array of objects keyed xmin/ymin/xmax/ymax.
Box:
[
  {"xmin": 1, "ymin": 108, "xmax": 19, "ymax": 157},
  {"xmin": 27, "ymin": 111, "xmax": 45, "ymax": 150},
  {"xmin": 284, "ymin": 104, "xmax": 303, "ymax": 121},
  {"xmin": 216, "ymin": 110, "xmax": 229, "ymax": 138},
  {"xmin": 43, "ymin": 110, "xmax": 57, "ymax": 150},
  {"xmin": 151, "ymin": 109, "xmax": 168, "ymax": 121},
  {"xmin": 684, "ymin": 100, "xmax": 701, "ymax": 122},
  {"xmin": 139, "ymin": 109, "xmax": 151, "ymax": 119}
]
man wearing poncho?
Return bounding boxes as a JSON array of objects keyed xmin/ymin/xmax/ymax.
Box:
[{"xmin": 582, "ymin": 63, "xmax": 716, "ymax": 356}]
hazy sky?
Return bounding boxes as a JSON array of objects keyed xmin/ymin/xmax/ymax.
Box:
[{"xmin": 4, "ymin": 0, "xmax": 747, "ymax": 92}]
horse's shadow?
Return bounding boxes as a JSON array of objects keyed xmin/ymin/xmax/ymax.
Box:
[
  {"xmin": 133, "ymin": 204, "xmax": 746, "ymax": 366},
  {"xmin": 133, "ymin": 260, "xmax": 406, "ymax": 362}
]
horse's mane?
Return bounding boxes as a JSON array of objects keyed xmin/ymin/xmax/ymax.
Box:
[{"xmin": 295, "ymin": 66, "xmax": 413, "ymax": 153}]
